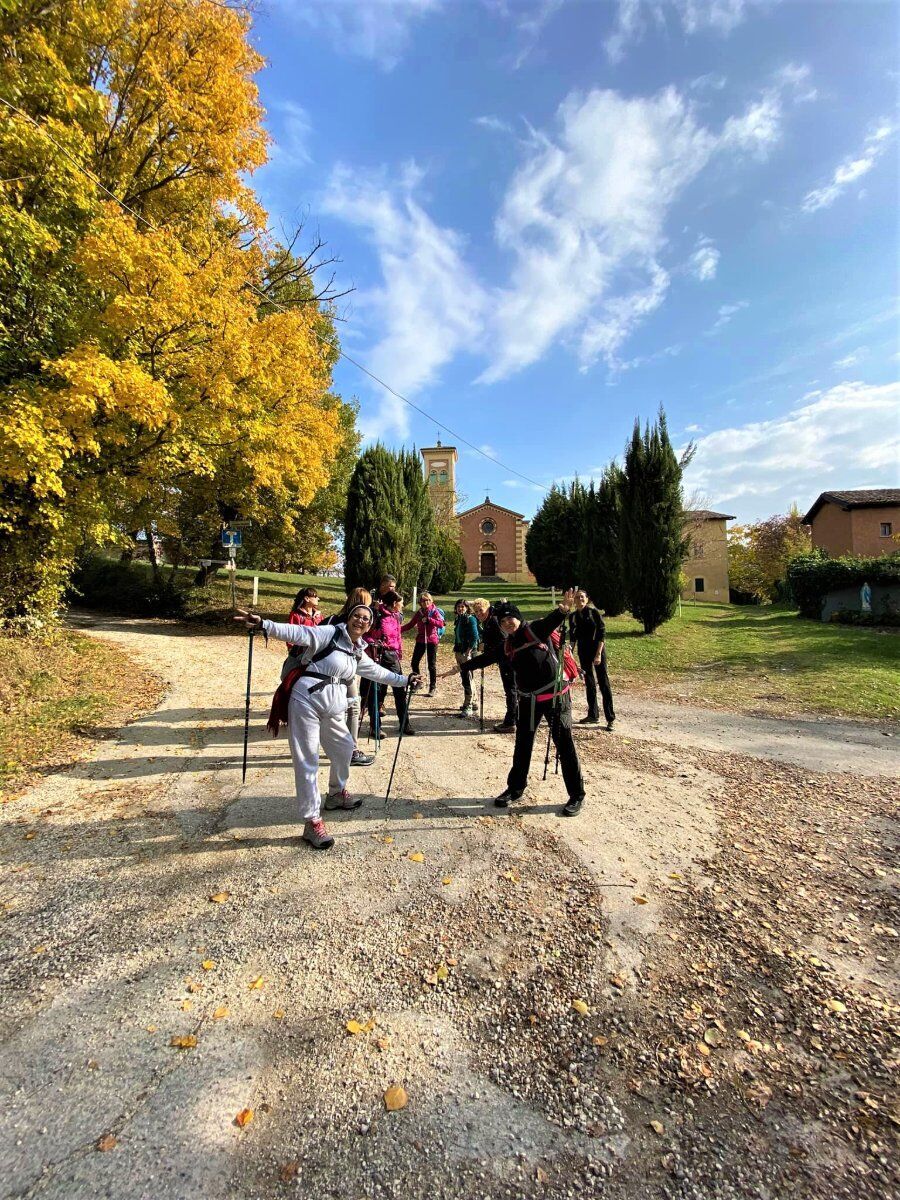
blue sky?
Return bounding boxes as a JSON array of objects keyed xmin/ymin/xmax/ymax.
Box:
[{"xmin": 250, "ymin": 0, "xmax": 899, "ymax": 522}]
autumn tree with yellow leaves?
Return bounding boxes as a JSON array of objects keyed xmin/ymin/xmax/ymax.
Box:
[{"xmin": 0, "ymin": 0, "xmax": 354, "ymax": 620}]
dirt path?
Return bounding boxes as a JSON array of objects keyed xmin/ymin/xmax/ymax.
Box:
[{"xmin": 0, "ymin": 615, "xmax": 896, "ymax": 1200}]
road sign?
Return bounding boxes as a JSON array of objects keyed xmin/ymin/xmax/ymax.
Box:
[{"xmin": 221, "ymin": 530, "xmax": 243, "ymax": 548}]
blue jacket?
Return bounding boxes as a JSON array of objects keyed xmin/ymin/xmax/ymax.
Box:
[{"xmin": 453, "ymin": 612, "xmax": 480, "ymax": 652}]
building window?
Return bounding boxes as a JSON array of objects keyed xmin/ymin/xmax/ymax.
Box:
[
  {"xmin": 428, "ymin": 470, "xmax": 437, "ymax": 483},
  {"xmin": 694, "ymin": 578, "xmax": 705, "ymax": 593},
  {"xmin": 881, "ymin": 522, "xmax": 892, "ymax": 537},
  {"xmin": 480, "ymin": 518, "xmax": 497, "ymax": 536},
  {"xmin": 439, "ymin": 470, "xmax": 448, "ymax": 484}
]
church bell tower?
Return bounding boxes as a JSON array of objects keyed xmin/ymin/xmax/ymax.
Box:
[{"xmin": 420, "ymin": 439, "xmax": 458, "ymax": 527}]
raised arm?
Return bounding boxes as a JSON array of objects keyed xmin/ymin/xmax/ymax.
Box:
[{"xmin": 356, "ymin": 654, "xmax": 408, "ymax": 689}]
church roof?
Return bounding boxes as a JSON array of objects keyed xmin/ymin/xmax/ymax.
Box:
[{"xmin": 457, "ymin": 497, "xmax": 527, "ymax": 521}]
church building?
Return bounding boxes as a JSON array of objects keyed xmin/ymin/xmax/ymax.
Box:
[{"xmin": 421, "ymin": 443, "xmax": 535, "ymax": 583}]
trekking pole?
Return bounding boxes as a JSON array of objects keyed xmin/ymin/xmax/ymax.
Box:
[
  {"xmin": 241, "ymin": 627, "xmax": 255, "ymax": 783},
  {"xmin": 479, "ymin": 669, "xmax": 484, "ymax": 733},
  {"xmin": 554, "ymin": 622, "xmax": 569, "ymax": 776},
  {"xmin": 542, "ymin": 620, "xmax": 567, "ymax": 782},
  {"xmin": 373, "ymin": 682, "xmax": 380, "ymax": 752},
  {"xmin": 385, "ymin": 680, "xmax": 415, "ymax": 802}
]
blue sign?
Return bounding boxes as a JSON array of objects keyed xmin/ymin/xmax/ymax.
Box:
[{"xmin": 221, "ymin": 529, "xmax": 243, "ymax": 548}]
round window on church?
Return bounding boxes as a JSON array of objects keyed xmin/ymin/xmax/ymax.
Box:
[{"xmin": 480, "ymin": 518, "xmax": 496, "ymax": 536}]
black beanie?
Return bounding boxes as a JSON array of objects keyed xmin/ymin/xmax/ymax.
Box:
[{"xmin": 493, "ymin": 601, "xmax": 522, "ymax": 623}]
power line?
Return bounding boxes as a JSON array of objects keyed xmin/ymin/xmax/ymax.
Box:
[{"xmin": 0, "ymin": 93, "xmax": 549, "ymax": 494}]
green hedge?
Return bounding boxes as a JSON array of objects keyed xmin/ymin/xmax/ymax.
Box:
[
  {"xmin": 787, "ymin": 552, "xmax": 900, "ymax": 619},
  {"xmin": 68, "ymin": 555, "xmax": 188, "ymax": 617}
]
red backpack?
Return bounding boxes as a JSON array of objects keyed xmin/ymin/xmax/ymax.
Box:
[{"xmin": 504, "ymin": 624, "xmax": 579, "ymax": 684}]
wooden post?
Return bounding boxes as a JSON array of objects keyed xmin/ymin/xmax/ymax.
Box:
[{"xmin": 252, "ymin": 576, "xmax": 259, "ymax": 606}]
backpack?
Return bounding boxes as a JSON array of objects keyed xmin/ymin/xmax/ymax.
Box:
[
  {"xmin": 504, "ymin": 623, "xmax": 579, "ymax": 685},
  {"xmin": 434, "ymin": 607, "xmax": 446, "ymax": 639},
  {"xmin": 267, "ymin": 629, "xmax": 357, "ymax": 735}
]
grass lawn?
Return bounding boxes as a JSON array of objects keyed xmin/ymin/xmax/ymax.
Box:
[
  {"xmin": 77, "ymin": 562, "xmax": 899, "ymax": 721},
  {"xmin": 0, "ymin": 630, "xmax": 164, "ymax": 799}
]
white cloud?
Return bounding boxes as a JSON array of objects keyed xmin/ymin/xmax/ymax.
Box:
[
  {"xmin": 502, "ymin": 478, "xmax": 548, "ymax": 493},
  {"xmin": 473, "ymin": 115, "xmax": 514, "ymax": 135},
  {"xmin": 706, "ymin": 300, "xmax": 748, "ymax": 335},
  {"xmin": 273, "ymin": 0, "xmax": 443, "ymax": 70},
  {"xmin": 774, "ymin": 62, "xmax": 817, "ymax": 103},
  {"xmin": 688, "ymin": 235, "xmax": 720, "ymax": 281},
  {"xmin": 685, "ymin": 422, "xmax": 703, "ymax": 432},
  {"xmin": 606, "ymin": 0, "xmax": 751, "ymax": 63},
  {"xmin": 689, "ymin": 73, "xmax": 727, "ymax": 92},
  {"xmin": 322, "ymin": 165, "xmax": 488, "ymax": 438},
  {"xmin": 802, "ymin": 120, "xmax": 895, "ymax": 213},
  {"xmin": 683, "ymin": 380, "xmax": 900, "ymax": 515},
  {"xmin": 833, "ymin": 349, "xmax": 866, "ymax": 369},
  {"xmin": 265, "ymin": 100, "xmax": 312, "ymax": 168}
]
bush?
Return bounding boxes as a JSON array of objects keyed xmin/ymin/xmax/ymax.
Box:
[
  {"xmin": 430, "ymin": 529, "xmax": 466, "ymax": 594},
  {"xmin": 68, "ymin": 555, "xmax": 187, "ymax": 617},
  {"xmin": 787, "ymin": 552, "xmax": 900, "ymax": 619},
  {"xmin": 830, "ymin": 609, "xmax": 900, "ymax": 628}
]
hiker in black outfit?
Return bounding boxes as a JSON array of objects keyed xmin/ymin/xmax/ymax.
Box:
[
  {"xmin": 441, "ymin": 589, "xmax": 585, "ymax": 817},
  {"xmin": 569, "ymin": 588, "xmax": 616, "ymax": 730},
  {"xmin": 470, "ymin": 597, "xmax": 517, "ymax": 732}
]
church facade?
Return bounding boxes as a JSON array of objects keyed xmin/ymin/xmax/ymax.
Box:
[{"xmin": 421, "ymin": 443, "xmax": 535, "ymax": 583}]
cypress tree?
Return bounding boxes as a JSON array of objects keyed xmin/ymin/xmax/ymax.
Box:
[
  {"xmin": 578, "ymin": 467, "xmax": 627, "ymax": 616},
  {"xmin": 344, "ymin": 445, "xmax": 416, "ymax": 594},
  {"xmin": 619, "ymin": 410, "xmax": 688, "ymax": 634},
  {"xmin": 525, "ymin": 482, "xmax": 584, "ymax": 587}
]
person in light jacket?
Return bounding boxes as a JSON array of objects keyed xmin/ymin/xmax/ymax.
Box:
[
  {"xmin": 452, "ymin": 598, "xmax": 480, "ymax": 716},
  {"xmin": 235, "ymin": 605, "xmax": 421, "ymax": 850},
  {"xmin": 401, "ymin": 590, "xmax": 444, "ymax": 697}
]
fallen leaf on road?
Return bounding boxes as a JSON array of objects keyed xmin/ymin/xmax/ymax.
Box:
[
  {"xmin": 696, "ymin": 1041, "xmax": 711, "ymax": 1057},
  {"xmin": 592, "ymin": 1035, "xmax": 608, "ymax": 1046},
  {"xmin": 186, "ymin": 980, "xmax": 202, "ymax": 993},
  {"xmin": 96, "ymin": 1134, "xmax": 117, "ymax": 1152},
  {"xmin": 745, "ymin": 1081, "xmax": 772, "ymax": 1109},
  {"xmin": 382, "ymin": 836, "xmax": 394, "ymax": 844},
  {"xmin": 408, "ymin": 851, "xmax": 425, "ymax": 863},
  {"xmin": 571, "ymin": 999, "xmax": 590, "ymax": 1016},
  {"xmin": 536, "ymin": 1165, "xmax": 549, "ymax": 1184},
  {"xmin": 376, "ymin": 1036, "xmax": 390, "ymax": 1051},
  {"xmin": 24, "ymin": 831, "xmax": 36, "ymax": 840},
  {"xmin": 384, "ymin": 1084, "xmax": 408, "ymax": 1111},
  {"xmin": 209, "ymin": 892, "xmax": 230, "ymax": 904},
  {"xmin": 825, "ymin": 998, "xmax": 847, "ymax": 1014},
  {"xmin": 610, "ymin": 976, "xmax": 626, "ymax": 990},
  {"xmin": 213, "ymin": 1006, "xmax": 229, "ymax": 1020},
  {"xmin": 273, "ymin": 1008, "xmax": 285, "ymax": 1020},
  {"xmin": 441, "ymin": 876, "xmax": 453, "ymax": 885},
  {"xmin": 667, "ymin": 872, "xmax": 683, "ymax": 880},
  {"xmin": 649, "ymin": 1120, "xmax": 664, "ymax": 1136},
  {"xmin": 201, "ymin": 960, "xmax": 216, "ymax": 971},
  {"xmin": 180, "ymin": 1000, "xmax": 193, "ymax": 1011},
  {"xmin": 633, "ymin": 895, "xmax": 649, "ymax": 905},
  {"xmin": 234, "ymin": 1108, "xmax": 254, "ymax": 1128},
  {"xmin": 248, "ymin": 976, "xmax": 265, "ymax": 990},
  {"xmin": 146, "ymin": 1025, "xmax": 157, "ymax": 1033},
  {"xmin": 170, "ymin": 1035, "xmax": 198, "ymax": 1049},
  {"xmin": 703, "ymin": 1027, "xmax": 724, "ymax": 1047}
]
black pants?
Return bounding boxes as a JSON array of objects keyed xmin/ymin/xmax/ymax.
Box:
[
  {"xmin": 361, "ymin": 649, "xmax": 407, "ymax": 729},
  {"xmin": 579, "ymin": 645, "xmax": 615, "ymax": 723},
  {"xmin": 508, "ymin": 692, "xmax": 584, "ymax": 800},
  {"xmin": 411, "ymin": 642, "xmax": 437, "ymax": 689},
  {"xmin": 499, "ymin": 657, "xmax": 518, "ymax": 725}
]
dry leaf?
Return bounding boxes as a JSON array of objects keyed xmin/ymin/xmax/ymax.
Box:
[
  {"xmin": 375, "ymin": 1036, "xmax": 391, "ymax": 1051},
  {"xmin": 436, "ymin": 964, "xmax": 450, "ymax": 982},
  {"xmin": 24, "ymin": 831, "xmax": 36, "ymax": 840},
  {"xmin": 170, "ymin": 1035, "xmax": 198, "ymax": 1049},
  {"xmin": 181, "ymin": 1000, "xmax": 193, "ymax": 1011},
  {"xmin": 209, "ymin": 892, "xmax": 230, "ymax": 904},
  {"xmin": 703, "ymin": 1027, "xmax": 724, "ymax": 1047},
  {"xmin": 200, "ymin": 960, "xmax": 216, "ymax": 971},
  {"xmin": 186, "ymin": 981, "xmax": 202, "ymax": 993},
  {"xmin": 441, "ymin": 876, "xmax": 453, "ymax": 885},
  {"xmin": 213, "ymin": 1006, "xmax": 229, "ymax": 1020},
  {"xmin": 408, "ymin": 851, "xmax": 425, "ymax": 863},
  {"xmin": 649, "ymin": 1120, "xmax": 665, "ymax": 1136},
  {"xmin": 571, "ymin": 998, "xmax": 590, "ymax": 1016},
  {"xmin": 610, "ymin": 975, "xmax": 626, "ymax": 990},
  {"xmin": 146, "ymin": 1025, "xmax": 157, "ymax": 1033},
  {"xmin": 273, "ymin": 1008, "xmax": 285, "ymax": 1020},
  {"xmin": 346, "ymin": 1019, "xmax": 365, "ymax": 1035},
  {"xmin": 279, "ymin": 1161, "xmax": 299, "ymax": 1183},
  {"xmin": 745, "ymin": 1081, "xmax": 772, "ymax": 1109},
  {"xmin": 536, "ymin": 1165, "xmax": 550, "ymax": 1184},
  {"xmin": 382, "ymin": 836, "xmax": 394, "ymax": 844},
  {"xmin": 696, "ymin": 1041, "xmax": 711, "ymax": 1057},
  {"xmin": 384, "ymin": 1084, "xmax": 408, "ymax": 1111},
  {"xmin": 825, "ymin": 998, "xmax": 847, "ymax": 1014},
  {"xmin": 248, "ymin": 976, "xmax": 266, "ymax": 991},
  {"xmin": 667, "ymin": 872, "xmax": 683, "ymax": 880},
  {"xmin": 633, "ymin": 895, "xmax": 649, "ymax": 905},
  {"xmin": 96, "ymin": 1134, "xmax": 117, "ymax": 1152},
  {"xmin": 234, "ymin": 1108, "xmax": 254, "ymax": 1128},
  {"xmin": 592, "ymin": 1035, "xmax": 609, "ymax": 1046}
]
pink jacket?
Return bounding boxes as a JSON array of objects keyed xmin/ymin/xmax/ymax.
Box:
[
  {"xmin": 402, "ymin": 605, "xmax": 444, "ymax": 645},
  {"xmin": 365, "ymin": 603, "xmax": 403, "ymax": 659}
]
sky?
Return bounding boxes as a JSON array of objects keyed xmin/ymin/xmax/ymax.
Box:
[{"xmin": 249, "ymin": 0, "xmax": 900, "ymax": 523}]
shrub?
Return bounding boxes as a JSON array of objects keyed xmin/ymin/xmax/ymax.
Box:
[
  {"xmin": 430, "ymin": 529, "xmax": 466, "ymax": 594},
  {"xmin": 787, "ymin": 552, "xmax": 900, "ymax": 619},
  {"xmin": 68, "ymin": 555, "xmax": 187, "ymax": 617}
]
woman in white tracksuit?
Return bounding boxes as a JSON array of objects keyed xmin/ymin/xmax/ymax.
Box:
[{"xmin": 236, "ymin": 604, "xmax": 421, "ymax": 850}]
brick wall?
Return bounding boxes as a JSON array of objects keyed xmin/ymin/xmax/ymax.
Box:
[{"xmin": 459, "ymin": 505, "xmax": 520, "ymax": 576}]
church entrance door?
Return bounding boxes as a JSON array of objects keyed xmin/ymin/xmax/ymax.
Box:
[{"xmin": 480, "ymin": 552, "xmax": 496, "ymax": 577}]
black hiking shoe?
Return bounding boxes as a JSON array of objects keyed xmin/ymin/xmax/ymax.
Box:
[
  {"xmin": 492, "ymin": 722, "xmax": 516, "ymax": 734},
  {"xmin": 494, "ymin": 788, "xmax": 523, "ymax": 808},
  {"xmin": 401, "ymin": 724, "xmax": 417, "ymax": 736},
  {"xmin": 578, "ymin": 715, "xmax": 600, "ymax": 725},
  {"xmin": 604, "ymin": 720, "xmax": 615, "ymax": 732},
  {"xmin": 561, "ymin": 796, "xmax": 584, "ymax": 817}
]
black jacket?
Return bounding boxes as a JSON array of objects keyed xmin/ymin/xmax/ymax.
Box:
[
  {"xmin": 569, "ymin": 607, "xmax": 605, "ymax": 654},
  {"xmin": 480, "ymin": 610, "xmax": 504, "ymax": 653},
  {"xmin": 463, "ymin": 607, "xmax": 566, "ymax": 696}
]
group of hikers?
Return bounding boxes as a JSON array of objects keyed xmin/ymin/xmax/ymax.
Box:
[{"xmin": 236, "ymin": 576, "xmax": 616, "ymax": 852}]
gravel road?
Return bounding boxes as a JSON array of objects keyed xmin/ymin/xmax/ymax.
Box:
[{"xmin": 1, "ymin": 615, "xmax": 896, "ymax": 1200}]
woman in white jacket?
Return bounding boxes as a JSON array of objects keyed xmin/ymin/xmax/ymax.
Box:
[{"xmin": 236, "ymin": 604, "xmax": 421, "ymax": 850}]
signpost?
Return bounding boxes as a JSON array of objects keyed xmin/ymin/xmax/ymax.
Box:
[{"xmin": 221, "ymin": 529, "xmax": 243, "ymax": 609}]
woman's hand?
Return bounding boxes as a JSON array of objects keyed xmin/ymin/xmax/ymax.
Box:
[
  {"xmin": 407, "ymin": 672, "xmax": 424, "ymax": 690},
  {"xmin": 234, "ymin": 608, "xmax": 263, "ymax": 630},
  {"xmin": 557, "ymin": 588, "xmax": 576, "ymax": 613}
]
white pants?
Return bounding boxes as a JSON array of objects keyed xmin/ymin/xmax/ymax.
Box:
[{"xmin": 286, "ymin": 683, "xmax": 355, "ymax": 822}]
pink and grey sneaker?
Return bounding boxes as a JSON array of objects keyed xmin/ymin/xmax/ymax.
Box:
[
  {"xmin": 324, "ymin": 788, "xmax": 363, "ymax": 811},
  {"xmin": 302, "ymin": 818, "xmax": 334, "ymax": 850}
]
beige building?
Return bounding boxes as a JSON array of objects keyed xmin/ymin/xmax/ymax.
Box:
[
  {"xmin": 682, "ymin": 509, "xmax": 734, "ymax": 602},
  {"xmin": 802, "ymin": 489, "xmax": 900, "ymax": 557}
]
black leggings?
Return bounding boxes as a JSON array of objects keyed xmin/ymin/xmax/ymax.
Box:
[{"xmin": 411, "ymin": 642, "xmax": 437, "ymax": 689}]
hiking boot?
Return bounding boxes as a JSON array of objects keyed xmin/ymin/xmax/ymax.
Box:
[
  {"xmin": 465, "ymin": 704, "xmax": 478, "ymax": 717},
  {"xmin": 494, "ymin": 788, "xmax": 523, "ymax": 808},
  {"xmin": 561, "ymin": 795, "xmax": 584, "ymax": 817},
  {"xmin": 578, "ymin": 715, "xmax": 600, "ymax": 725},
  {"xmin": 426, "ymin": 688, "xmax": 436, "ymax": 698},
  {"xmin": 324, "ymin": 788, "xmax": 362, "ymax": 811},
  {"xmin": 493, "ymin": 722, "xmax": 516, "ymax": 734},
  {"xmin": 604, "ymin": 719, "xmax": 616, "ymax": 732},
  {"xmin": 350, "ymin": 749, "xmax": 375, "ymax": 767},
  {"xmin": 302, "ymin": 818, "xmax": 335, "ymax": 850},
  {"xmin": 401, "ymin": 723, "xmax": 417, "ymax": 736},
  {"xmin": 455, "ymin": 704, "xmax": 470, "ymax": 717}
]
